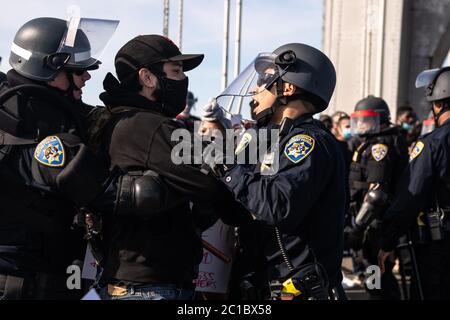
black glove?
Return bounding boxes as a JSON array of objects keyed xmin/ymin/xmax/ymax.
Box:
[{"xmin": 200, "ymin": 141, "xmax": 235, "ymax": 177}]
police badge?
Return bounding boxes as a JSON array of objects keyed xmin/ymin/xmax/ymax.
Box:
[
  {"xmin": 371, "ymin": 144, "xmax": 388, "ymax": 162},
  {"xmin": 284, "ymin": 134, "xmax": 315, "ymax": 164},
  {"xmin": 410, "ymin": 141, "xmax": 425, "ymax": 161},
  {"xmin": 34, "ymin": 136, "xmax": 65, "ymax": 167}
]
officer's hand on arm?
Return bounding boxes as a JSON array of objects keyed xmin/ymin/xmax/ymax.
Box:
[
  {"xmin": 200, "ymin": 140, "xmax": 234, "ymax": 177},
  {"xmin": 198, "ymin": 98, "xmax": 235, "ymax": 177},
  {"xmin": 377, "ymin": 249, "xmax": 394, "ymax": 274},
  {"xmin": 148, "ymin": 117, "xmax": 232, "ymax": 200}
]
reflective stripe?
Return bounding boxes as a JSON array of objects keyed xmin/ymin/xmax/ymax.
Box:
[
  {"xmin": 65, "ymin": 16, "xmax": 81, "ymax": 47},
  {"xmin": 11, "ymin": 43, "xmax": 32, "ymax": 60},
  {"xmin": 74, "ymin": 50, "xmax": 91, "ymax": 62}
]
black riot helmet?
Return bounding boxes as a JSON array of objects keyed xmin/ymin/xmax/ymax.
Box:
[
  {"xmin": 216, "ymin": 43, "xmax": 336, "ymax": 126},
  {"xmin": 270, "ymin": 43, "xmax": 337, "ymax": 113},
  {"xmin": 416, "ymin": 67, "xmax": 450, "ymax": 126},
  {"xmin": 416, "ymin": 67, "xmax": 450, "ymax": 102},
  {"xmin": 354, "ymin": 95, "xmax": 390, "ymax": 124},
  {"xmin": 10, "ymin": 17, "xmax": 119, "ymax": 81},
  {"xmin": 350, "ymin": 95, "xmax": 390, "ymax": 136}
]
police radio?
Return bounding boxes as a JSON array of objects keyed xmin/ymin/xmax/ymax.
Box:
[{"xmin": 269, "ymin": 227, "xmax": 330, "ymax": 300}]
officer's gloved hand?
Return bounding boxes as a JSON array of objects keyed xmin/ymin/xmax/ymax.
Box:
[
  {"xmin": 199, "ymin": 98, "xmax": 234, "ymax": 177},
  {"xmin": 346, "ymin": 225, "xmax": 366, "ymax": 251},
  {"xmin": 200, "ymin": 141, "xmax": 234, "ymax": 177},
  {"xmin": 200, "ymin": 98, "xmax": 232, "ymax": 133}
]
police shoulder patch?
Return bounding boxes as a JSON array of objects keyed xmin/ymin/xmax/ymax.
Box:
[
  {"xmin": 410, "ymin": 141, "xmax": 425, "ymax": 161},
  {"xmin": 284, "ymin": 134, "xmax": 315, "ymax": 164},
  {"xmin": 34, "ymin": 136, "xmax": 65, "ymax": 167},
  {"xmin": 371, "ymin": 144, "xmax": 388, "ymax": 162}
]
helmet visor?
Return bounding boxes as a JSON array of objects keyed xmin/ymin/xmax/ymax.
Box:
[
  {"xmin": 415, "ymin": 68, "xmax": 440, "ymax": 88},
  {"xmin": 58, "ymin": 16, "xmax": 119, "ymax": 69},
  {"xmin": 216, "ymin": 52, "xmax": 278, "ymax": 121},
  {"xmin": 350, "ymin": 110, "xmax": 380, "ymax": 136}
]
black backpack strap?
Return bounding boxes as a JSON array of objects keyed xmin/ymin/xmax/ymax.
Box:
[
  {"xmin": 0, "ymin": 130, "xmax": 36, "ymax": 146},
  {"xmin": 0, "ymin": 130, "xmax": 37, "ymax": 166}
]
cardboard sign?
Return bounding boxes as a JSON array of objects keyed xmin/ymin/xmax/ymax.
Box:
[
  {"xmin": 81, "ymin": 246, "xmax": 98, "ymax": 280},
  {"xmin": 195, "ymin": 220, "xmax": 235, "ymax": 294}
]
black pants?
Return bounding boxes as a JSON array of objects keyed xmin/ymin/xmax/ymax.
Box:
[
  {"xmin": 410, "ymin": 238, "xmax": 450, "ymax": 300},
  {"xmin": 363, "ymin": 226, "xmax": 401, "ymax": 300}
]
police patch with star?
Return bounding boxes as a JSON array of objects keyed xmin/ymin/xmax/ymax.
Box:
[
  {"xmin": 371, "ymin": 144, "xmax": 388, "ymax": 162},
  {"xmin": 410, "ymin": 141, "xmax": 425, "ymax": 161},
  {"xmin": 284, "ymin": 134, "xmax": 315, "ymax": 164},
  {"xmin": 34, "ymin": 136, "xmax": 65, "ymax": 167}
]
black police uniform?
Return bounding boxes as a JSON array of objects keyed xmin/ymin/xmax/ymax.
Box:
[
  {"xmin": 348, "ymin": 126, "xmax": 408, "ymax": 299},
  {"xmin": 0, "ymin": 70, "xmax": 88, "ymax": 300},
  {"xmin": 96, "ymin": 73, "xmax": 227, "ymax": 287},
  {"xmin": 221, "ymin": 115, "xmax": 346, "ymax": 299},
  {"xmin": 381, "ymin": 118, "xmax": 450, "ymax": 299}
]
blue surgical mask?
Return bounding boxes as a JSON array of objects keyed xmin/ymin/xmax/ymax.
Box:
[
  {"xmin": 343, "ymin": 128, "xmax": 352, "ymax": 140},
  {"xmin": 402, "ymin": 122, "xmax": 413, "ymax": 133}
]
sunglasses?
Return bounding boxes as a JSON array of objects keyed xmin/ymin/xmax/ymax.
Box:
[
  {"xmin": 256, "ymin": 72, "xmax": 278, "ymax": 87},
  {"xmin": 66, "ymin": 68, "xmax": 90, "ymax": 76}
]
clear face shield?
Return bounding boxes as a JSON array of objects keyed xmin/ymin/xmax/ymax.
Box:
[
  {"xmin": 415, "ymin": 68, "xmax": 440, "ymax": 90},
  {"xmin": 350, "ymin": 110, "xmax": 380, "ymax": 136},
  {"xmin": 49, "ymin": 16, "xmax": 119, "ymax": 71},
  {"xmin": 215, "ymin": 52, "xmax": 280, "ymax": 126}
]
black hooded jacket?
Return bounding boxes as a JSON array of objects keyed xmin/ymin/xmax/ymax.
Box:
[{"xmin": 97, "ymin": 73, "xmax": 232, "ymax": 284}]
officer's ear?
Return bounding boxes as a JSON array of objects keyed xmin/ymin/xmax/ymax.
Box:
[
  {"xmin": 138, "ymin": 68, "xmax": 157, "ymax": 89},
  {"xmin": 283, "ymin": 82, "xmax": 296, "ymax": 97}
]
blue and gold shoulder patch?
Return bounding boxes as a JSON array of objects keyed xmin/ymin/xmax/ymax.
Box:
[
  {"xmin": 284, "ymin": 134, "xmax": 315, "ymax": 164},
  {"xmin": 34, "ymin": 136, "xmax": 65, "ymax": 167},
  {"xmin": 371, "ymin": 144, "xmax": 388, "ymax": 162},
  {"xmin": 410, "ymin": 141, "xmax": 425, "ymax": 161}
]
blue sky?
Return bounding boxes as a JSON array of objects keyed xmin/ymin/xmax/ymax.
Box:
[{"xmin": 0, "ymin": 0, "xmax": 323, "ymax": 117}]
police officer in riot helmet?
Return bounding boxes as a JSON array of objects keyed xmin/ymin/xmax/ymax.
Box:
[
  {"xmin": 206, "ymin": 43, "xmax": 347, "ymax": 300},
  {"xmin": 0, "ymin": 16, "xmax": 118, "ymax": 300},
  {"xmin": 379, "ymin": 67, "xmax": 450, "ymax": 300},
  {"xmin": 346, "ymin": 95, "xmax": 408, "ymax": 299}
]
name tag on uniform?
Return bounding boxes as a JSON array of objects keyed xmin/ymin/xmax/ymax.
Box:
[
  {"xmin": 262, "ymin": 151, "xmax": 275, "ymax": 164},
  {"xmin": 260, "ymin": 151, "xmax": 279, "ymax": 176}
]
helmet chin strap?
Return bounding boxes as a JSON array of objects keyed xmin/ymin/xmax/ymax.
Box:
[
  {"xmin": 432, "ymin": 102, "xmax": 450, "ymax": 127},
  {"xmin": 46, "ymin": 70, "xmax": 81, "ymax": 102},
  {"xmin": 65, "ymin": 70, "xmax": 82, "ymax": 102},
  {"xmin": 255, "ymin": 77, "xmax": 286, "ymax": 127}
]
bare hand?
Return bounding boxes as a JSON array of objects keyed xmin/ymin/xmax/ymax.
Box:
[{"xmin": 377, "ymin": 249, "xmax": 394, "ymax": 274}]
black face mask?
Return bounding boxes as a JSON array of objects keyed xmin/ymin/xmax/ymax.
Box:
[{"xmin": 158, "ymin": 76, "xmax": 189, "ymax": 117}]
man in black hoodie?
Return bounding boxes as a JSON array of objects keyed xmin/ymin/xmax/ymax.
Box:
[{"xmin": 95, "ymin": 35, "xmax": 235, "ymax": 300}]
